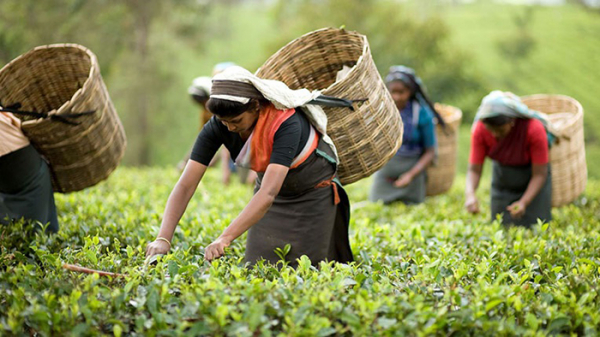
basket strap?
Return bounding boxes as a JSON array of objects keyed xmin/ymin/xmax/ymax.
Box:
[
  {"xmin": 307, "ymin": 95, "xmax": 368, "ymax": 111},
  {"xmin": 0, "ymin": 102, "xmax": 95, "ymax": 125}
]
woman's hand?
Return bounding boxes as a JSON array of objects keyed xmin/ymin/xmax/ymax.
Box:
[
  {"xmin": 145, "ymin": 240, "xmax": 171, "ymax": 257},
  {"xmin": 204, "ymin": 236, "xmax": 232, "ymax": 261},
  {"xmin": 394, "ymin": 173, "xmax": 413, "ymax": 188},
  {"xmin": 465, "ymin": 195, "xmax": 480, "ymax": 214},
  {"xmin": 507, "ymin": 200, "xmax": 527, "ymax": 219}
]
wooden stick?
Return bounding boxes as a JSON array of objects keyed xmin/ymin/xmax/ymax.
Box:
[{"xmin": 62, "ymin": 264, "xmax": 126, "ymax": 278}]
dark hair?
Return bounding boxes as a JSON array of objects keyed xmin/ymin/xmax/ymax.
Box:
[
  {"xmin": 191, "ymin": 94, "xmax": 209, "ymax": 105},
  {"xmin": 206, "ymin": 98, "xmax": 260, "ymax": 118},
  {"xmin": 386, "ymin": 70, "xmax": 418, "ymax": 97},
  {"xmin": 481, "ymin": 115, "xmax": 514, "ymax": 127}
]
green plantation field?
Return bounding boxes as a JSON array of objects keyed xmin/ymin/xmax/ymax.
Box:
[{"xmin": 1, "ymin": 166, "xmax": 599, "ymax": 336}]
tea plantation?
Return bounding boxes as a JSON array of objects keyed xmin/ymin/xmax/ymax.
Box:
[{"xmin": 1, "ymin": 167, "xmax": 599, "ymax": 336}]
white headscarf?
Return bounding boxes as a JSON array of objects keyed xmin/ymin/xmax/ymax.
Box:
[
  {"xmin": 187, "ymin": 76, "xmax": 212, "ymax": 97},
  {"xmin": 211, "ymin": 66, "xmax": 339, "ymax": 161}
]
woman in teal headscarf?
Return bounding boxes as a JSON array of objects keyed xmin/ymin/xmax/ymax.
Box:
[
  {"xmin": 465, "ymin": 91, "xmax": 555, "ymax": 227},
  {"xmin": 369, "ymin": 66, "xmax": 439, "ymax": 205}
]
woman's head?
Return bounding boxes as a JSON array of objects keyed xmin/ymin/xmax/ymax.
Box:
[
  {"xmin": 208, "ymin": 70, "xmax": 268, "ymax": 133},
  {"xmin": 385, "ymin": 66, "xmax": 419, "ymax": 110},
  {"xmin": 188, "ymin": 77, "xmax": 212, "ymax": 107},
  {"xmin": 387, "ymin": 80, "xmax": 413, "ymax": 110},
  {"xmin": 481, "ymin": 115, "xmax": 515, "ymax": 138},
  {"xmin": 206, "ymin": 98, "xmax": 262, "ymax": 133}
]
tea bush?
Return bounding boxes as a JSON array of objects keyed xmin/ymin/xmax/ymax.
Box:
[{"xmin": 1, "ymin": 167, "xmax": 599, "ymax": 336}]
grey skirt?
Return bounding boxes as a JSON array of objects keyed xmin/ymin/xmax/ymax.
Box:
[
  {"xmin": 491, "ymin": 161, "xmax": 552, "ymax": 227},
  {"xmin": 0, "ymin": 145, "xmax": 58, "ymax": 233},
  {"xmin": 369, "ymin": 155, "xmax": 426, "ymax": 205},
  {"xmin": 244, "ymin": 139, "xmax": 353, "ymax": 267}
]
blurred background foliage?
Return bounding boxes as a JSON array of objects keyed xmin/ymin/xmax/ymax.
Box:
[{"xmin": 1, "ymin": 0, "xmax": 598, "ymax": 177}]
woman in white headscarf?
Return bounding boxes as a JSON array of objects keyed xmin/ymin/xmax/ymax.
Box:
[
  {"xmin": 188, "ymin": 76, "xmax": 213, "ymax": 127},
  {"xmin": 146, "ymin": 66, "xmax": 354, "ymax": 267},
  {"xmin": 182, "ymin": 65, "xmax": 257, "ymax": 185}
]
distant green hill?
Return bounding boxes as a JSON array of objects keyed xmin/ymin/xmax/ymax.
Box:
[{"xmin": 439, "ymin": 2, "xmax": 599, "ymax": 177}]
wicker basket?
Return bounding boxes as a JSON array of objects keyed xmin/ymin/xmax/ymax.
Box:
[
  {"xmin": 426, "ymin": 104, "xmax": 462, "ymax": 196},
  {"xmin": 521, "ymin": 95, "xmax": 586, "ymax": 207},
  {"xmin": 256, "ymin": 28, "xmax": 402, "ymax": 185},
  {"xmin": 0, "ymin": 44, "xmax": 126, "ymax": 193}
]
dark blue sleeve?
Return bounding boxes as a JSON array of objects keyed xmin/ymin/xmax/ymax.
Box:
[{"xmin": 419, "ymin": 106, "xmax": 437, "ymax": 149}]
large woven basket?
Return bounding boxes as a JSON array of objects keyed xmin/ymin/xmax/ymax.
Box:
[
  {"xmin": 0, "ymin": 44, "xmax": 126, "ymax": 193},
  {"xmin": 256, "ymin": 28, "xmax": 402, "ymax": 185},
  {"xmin": 426, "ymin": 104, "xmax": 462, "ymax": 196},
  {"xmin": 521, "ymin": 95, "xmax": 586, "ymax": 207}
]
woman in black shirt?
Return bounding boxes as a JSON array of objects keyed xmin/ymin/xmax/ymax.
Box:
[{"xmin": 146, "ymin": 66, "xmax": 353, "ymax": 267}]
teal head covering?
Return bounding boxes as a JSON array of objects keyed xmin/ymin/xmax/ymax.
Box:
[
  {"xmin": 386, "ymin": 65, "xmax": 445, "ymax": 128},
  {"xmin": 474, "ymin": 91, "xmax": 556, "ymax": 145}
]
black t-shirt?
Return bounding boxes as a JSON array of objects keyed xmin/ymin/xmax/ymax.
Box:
[{"xmin": 190, "ymin": 109, "xmax": 310, "ymax": 168}]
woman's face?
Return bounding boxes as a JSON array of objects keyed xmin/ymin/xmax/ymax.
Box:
[
  {"xmin": 388, "ymin": 81, "xmax": 412, "ymax": 110},
  {"xmin": 484, "ymin": 121, "xmax": 514, "ymax": 139},
  {"xmin": 218, "ymin": 107, "xmax": 260, "ymax": 134}
]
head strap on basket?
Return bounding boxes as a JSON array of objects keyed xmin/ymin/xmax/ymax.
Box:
[
  {"xmin": 211, "ymin": 80, "xmax": 265, "ymax": 100},
  {"xmin": 0, "ymin": 101, "xmax": 95, "ymax": 125}
]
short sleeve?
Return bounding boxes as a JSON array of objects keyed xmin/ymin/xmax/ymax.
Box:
[
  {"xmin": 469, "ymin": 121, "xmax": 489, "ymax": 165},
  {"xmin": 270, "ymin": 114, "xmax": 302, "ymax": 167},
  {"xmin": 528, "ymin": 119, "xmax": 549, "ymax": 165},
  {"xmin": 419, "ymin": 107, "xmax": 437, "ymax": 149},
  {"xmin": 190, "ymin": 117, "xmax": 224, "ymax": 166}
]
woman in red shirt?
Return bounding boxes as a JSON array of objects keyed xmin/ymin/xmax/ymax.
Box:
[{"xmin": 465, "ymin": 91, "xmax": 553, "ymax": 227}]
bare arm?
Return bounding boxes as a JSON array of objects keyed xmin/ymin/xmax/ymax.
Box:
[
  {"xmin": 409, "ymin": 147, "xmax": 435, "ymax": 177},
  {"xmin": 394, "ymin": 147, "xmax": 435, "ymax": 188},
  {"xmin": 204, "ymin": 163, "xmax": 288, "ymax": 260},
  {"xmin": 507, "ymin": 163, "xmax": 549, "ymax": 218},
  {"xmin": 465, "ymin": 163, "xmax": 483, "ymax": 213},
  {"xmin": 466, "ymin": 164, "xmax": 483, "ymax": 198},
  {"xmin": 146, "ymin": 160, "xmax": 207, "ymax": 257},
  {"xmin": 220, "ymin": 148, "xmax": 232, "ymax": 184}
]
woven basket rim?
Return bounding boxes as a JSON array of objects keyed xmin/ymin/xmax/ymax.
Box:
[
  {"xmin": 317, "ymin": 28, "xmax": 368, "ymax": 93},
  {"xmin": 521, "ymin": 94, "xmax": 583, "ymax": 131},
  {"xmin": 0, "ymin": 43, "xmax": 98, "ymax": 125},
  {"xmin": 257, "ymin": 27, "xmax": 369, "ymax": 93},
  {"xmin": 434, "ymin": 103, "xmax": 462, "ymax": 127}
]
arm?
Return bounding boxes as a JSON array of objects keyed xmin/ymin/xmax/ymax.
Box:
[
  {"xmin": 146, "ymin": 160, "xmax": 207, "ymax": 257},
  {"xmin": 204, "ymin": 163, "xmax": 288, "ymax": 261},
  {"xmin": 220, "ymin": 147, "xmax": 232, "ymax": 185},
  {"xmin": 465, "ymin": 164, "xmax": 483, "ymax": 214},
  {"xmin": 394, "ymin": 147, "xmax": 435, "ymax": 188},
  {"xmin": 395, "ymin": 107, "xmax": 436, "ymax": 187},
  {"xmin": 507, "ymin": 163, "xmax": 548, "ymax": 218},
  {"xmin": 508, "ymin": 120, "xmax": 550, "ymax": 218}
]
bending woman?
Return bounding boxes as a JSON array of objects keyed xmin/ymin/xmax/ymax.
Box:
[
  {"xmin": 369, "ymin": 66, "xmax": 438, "ymax": 204},
  {"xmin": 465, "ymin": 91, "xmax": 554, "ymax": 227},
  {"xmin": 146, "ymin": 66, "xmax": 353, "ymax": 266},
  {"xmin": 0, "ymin": 111, "xmax": 58, "ymax": 233}
]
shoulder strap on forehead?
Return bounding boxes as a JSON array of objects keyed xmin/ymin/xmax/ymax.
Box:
[{"xmin": 211, "ymin": 80, "xmax": 265, "ymax": 100}]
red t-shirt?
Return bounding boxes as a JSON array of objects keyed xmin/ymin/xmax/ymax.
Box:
[{"xmin": 469, "ymin": 119, "xmax": 549, "ymax": 166}]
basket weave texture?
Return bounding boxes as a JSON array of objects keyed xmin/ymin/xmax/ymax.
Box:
[
  {"xmin": 0, "ymin": 44, "xmax": 126, "ymax": 193},
  {"xmin": 426, "ymin": 104, "xmax": 462, "ymax": 196},
  {"xmin": 521, "ymin": 95, "xmax": 586, "ymax": 207},
  {"xmin": 256, "ymin": 28, "xmax": 402, "ymax": 185}
]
